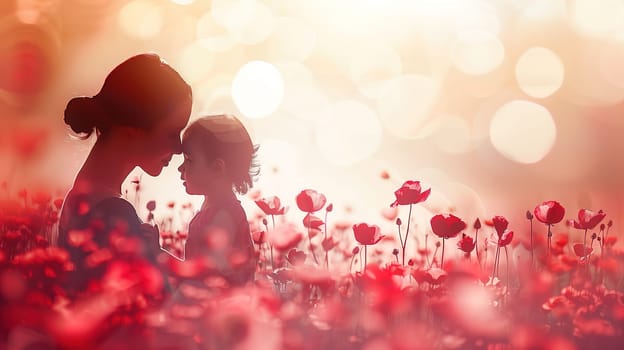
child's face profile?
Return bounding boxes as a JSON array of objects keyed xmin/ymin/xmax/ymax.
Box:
[{"xmin": 178, "ymin": 136, "xmax": 217, "ymax": 195}]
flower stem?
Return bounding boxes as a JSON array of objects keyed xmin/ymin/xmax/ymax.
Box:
[
  {"xmin": 264, "ymin": 220, "xmax": 275, "ymax": 271},
  {"xmin": 475, "ymin": 227, "xmax": 481, "ymax": 266},
  {"xmin": 504, "ymin": 246, "xmax": 509, "ymax": 296},
  {"xmin": 547, "ymin": 224, "xmax": 552, "ymax": 260},
  {"xmin": 308, "ymin": 225, "xmax": 320, "ymax": 265},
  {"xmin": 402, "ymin": 204, "xmax": 413, "ymax": 266},
  {"xmin": 324, "ymin": 210, "xmax": 329, "ymax": 270},
  {"xmin": 491, "ymin": 245, "xmax": 500, "ymax": 283},
  {"xmin": 424, "ymin": 234, "xmax": 430, "ymax": 268},
  {"xmin": 349, "ymin": 253, "xmax": 357, "ymax": 274},
  {"xmin": 429, "ymin": 245, "xmax": 439, "ymax": 269},
  {"xmin": 397, "ymin": 224, "xmax": 404, "ymax": 260},
  {"xmin": 529, "ymin": 218, "xmax": 534, "ymax": 268},
  {"xmin": 441, "ymin": 238, "xmax": 446, "ymax": 268},
  {"xmin": 364, "ymin": 245, "xmax": 368, "ymax": 273}
]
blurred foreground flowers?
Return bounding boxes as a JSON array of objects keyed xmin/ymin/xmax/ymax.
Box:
[{"xmin": 1, "ymin": 184, "xmax": 623, "ymax": 349}]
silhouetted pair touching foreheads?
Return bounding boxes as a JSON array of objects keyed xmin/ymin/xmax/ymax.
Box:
[{"xmin": 58, "ymin": 53, "xmax": 258, "ymax": 297}]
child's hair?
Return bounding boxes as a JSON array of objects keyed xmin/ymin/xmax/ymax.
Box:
[
  {"xmin": 64, "ymin": 53, "xmax": 192, "ymax": 138},
  {"xmin": 184, "ymin": 114, "xmax": 260, "ymax": 195}
]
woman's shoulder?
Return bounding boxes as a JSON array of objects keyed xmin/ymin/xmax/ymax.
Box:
[{"xmin": 60, "ymin": 192, "xmax": 141, "ymax": 237}]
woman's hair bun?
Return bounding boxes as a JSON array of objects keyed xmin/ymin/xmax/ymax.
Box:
[{"xmin": 64, "ymin": 96, "xmax": 107, "ymax": 137}]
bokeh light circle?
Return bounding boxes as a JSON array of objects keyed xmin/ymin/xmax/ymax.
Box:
[
  {"xmin": 232, "ymin": 61, "xmax": 284, "ymax": 119},
  {"xmin": 267, "ymin": 17, "xmax": 317, "ymax": 62},
  {"xmin": 431, "ymin": 116, "xmax": 475, "ymax": 154},
  {"xmin": 227, "ymin": 0, "xmax": 275, "ymax": 45},
  {"xmin": 275, "ymin": 62, "xmax": 329, "ymax": 121},
  {"xmin": 452, "ymin": 30, "xmax": 504, "ymax": 75},
  {"xmin": 170, "ymin": 0, "xmax": 194, "ymax": 4},
  {"xmin": 118, "ymin": 0, "xmax": 163, "ymax": 40},
  {"xmin": 376, "ymin": 74, "xmax": 441, "ymax": 139},
  {"xmin": 196, "ymin": 12, "xmax": 235, "ymax": 52},
  {"xmin": 570, "ymin": 0, "xmax": 624, "ymax": 38},
  {"xmin": 314, "ymin": 100, "xmax": 383, "ymax": 166},
  {"xmin": 177, "ymin": 42, "xmax": 215, "ymax": 84},
  {"xmin": 489, "ymin": 100, "xmax": 556, "ymax": 164},
  {"xmin": 348, "ymin": 43, "xmax": 402, "ymax": 98},
  {"xmin": 515, "ymin": 47, "xmax": 564, "ymax": 98}
]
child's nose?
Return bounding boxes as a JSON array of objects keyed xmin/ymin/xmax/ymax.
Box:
[{"xmin": 177, "ymin": 162, "xmax": 184, "ymax": 173}]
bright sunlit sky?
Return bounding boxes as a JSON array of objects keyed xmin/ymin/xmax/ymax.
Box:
[{"xmin": 1, "ymin": 0, "xmax": 624, "ymax": 239}]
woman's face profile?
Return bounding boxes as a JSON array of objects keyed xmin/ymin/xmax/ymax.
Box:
[{"xmin": 136, "ymin": 97, "xmax": 192, "ymax": 176}]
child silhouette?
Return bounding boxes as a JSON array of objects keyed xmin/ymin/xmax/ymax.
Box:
[
  {"xmin": 59, "ymin": 53, "xmax": 192, "ymax": 294},
  {"xmin": 177, "ymin": 114, "xmax": 259, "ymax": 287}
]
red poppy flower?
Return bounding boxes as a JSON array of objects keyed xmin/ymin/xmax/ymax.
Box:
[
  {"xmin": 573, "ymin": 209, "xmax": 606, "ymax": 230},
  {"xmin": 286, "ymin": 248, "xmax": 306, "ymax": 266},
  {"xmin": 457, "ymin": 233, "xmax": 475, "ymax": 253},
  {"xmin": 534, "ymin": 200, "xmax": 565, "ymax": 225},
  {"xmin": 604, "ymin": 236, "xmax": 617, "ymax": 246},
  {"xmin": 352, "ymin": 223, "xmax": 383, "ymax": 245},
  {"xmin": 321, "ymin": 236, "xmax": 339, "ymax": 251},
  {"xmin": 573, "ymin": 243, "xmax": 593, "ymax": 257},
  {"xmin": 255, "ymin": 196, "xmax": 287, "ymax": 215},
  {"xmin": 430, "ymin": 214, "xmax": 466, "ymax": 239},
  {"xmin": 252, "ymin": 230, "xmax": 266, "ymax": 244},
  {"xmin": 492, "ymin": 216, "xmax": 508, "ymax": 238},
  {"xmin": 498, "ymin": 231, "xmax": 513, "ymax": 247},
  {"xmin": 424, "ymin": 267, "xmax": 447, "ymax": 284},
  {"xmin": 390, "ymin": 180, "xmax": 431, "ymax": 207},
  {"xmin": 295, "ymin": 189, "xmax": 326, "ymax": 213},
  {"xmin": 303, "ymin": 213, "xmax": 324, "ymax": 229},
  {"xmin": 268, "ymin": 223, "xmax": 303, "ymax": 251}
]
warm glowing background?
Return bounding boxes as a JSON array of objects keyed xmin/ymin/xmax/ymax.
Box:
[{"xmin": 1, "ymin": 0, "xmax": 623, "ymax": 244}]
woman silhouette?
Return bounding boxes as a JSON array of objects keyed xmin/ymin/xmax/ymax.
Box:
[{"xmin": 58, "ymin": 53, "xmax": 192, "ymax": 294}]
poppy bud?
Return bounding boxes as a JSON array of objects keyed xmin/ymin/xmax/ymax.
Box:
[
  {"xmin": 600, "ymin": 223, "xmax": 605, "ymax": 231},
  {"xmin": 408, "ymin": 258, "xmax": 415, "ymax": 266},
  {"xmin": 435, "ymin": 241, "xmax": 441, "ymax": 247},
  {"xmin": 608, "ymin": 220, "xmax": 613, "ymax": 228},
  {"xmin": 392, "ymin": 248, "xmax": 399, "ymax": 256},
  {"xmin": 396, "ymin": 218, "xmax": 402, "ymax": 226},
  {"xmin": 473, "ymin": 218, "xmax": 481, "ymax": 229},
  {"xmin": 526, "ymin": 210, "xmax": 533, "ymax": 220},
  {"xmin": 352, "ymin": 246, "xmax": 360, "ymax": 254},
  {"xmin": 597, "ymin": 237, "xmax": 601, "ymax": 242},
  {"xmin": 146, "ymin": 200, "xmax": 156, "ymax": 212},
  {"xmin": 326, "ymin": 203, "xmax": 333, "ymax": 212},
  {"xmin": 262, "ymin": 218, "xmax": 268, "ymax": 226},
  {"xmin": 591, "ymin": 233, "xmax": 597, "ymax": 240}
]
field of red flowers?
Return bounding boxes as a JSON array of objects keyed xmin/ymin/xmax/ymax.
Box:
[{"xmin": 1, "ymin": 180, "xmax": 623, "ymax": 349}]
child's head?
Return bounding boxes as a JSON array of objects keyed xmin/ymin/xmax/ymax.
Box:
[{"xmin": 178, "ymin": 114, "xmax": 259, "ymax": 196}]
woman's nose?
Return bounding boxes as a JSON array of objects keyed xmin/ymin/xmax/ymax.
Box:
[
  {"xmin": 178, "ymin": 162, "xmax": 185, "ymax": 173},
  {"xmin": 173, "ymin": 143, "xmax": 182, "ymax": 155},
  {"xmin": 172, "ymin": 136, "xmax": 183, "ymax": 155}
]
